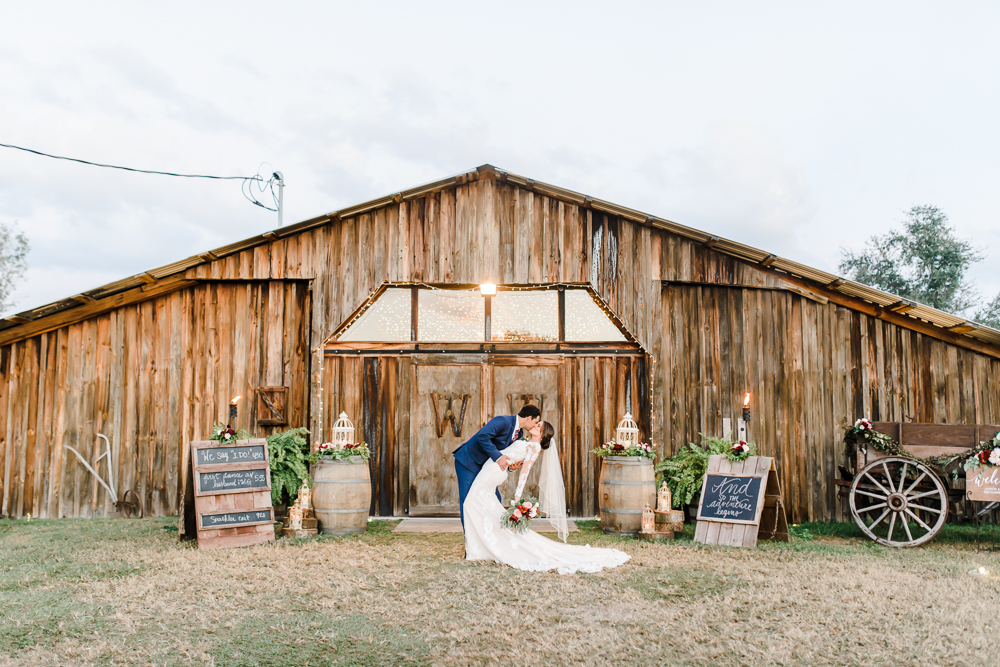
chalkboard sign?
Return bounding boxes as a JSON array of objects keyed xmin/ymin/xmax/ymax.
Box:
[
  {"xmin": 199, "ymin": 509, "xmax": 273, "ymax": 529},
  {"xmin": 198, "ymin": 469, "xmax": 269, "ymax": 493},
  {"xmin": 196, "ymin": 444, "xmax": 266, "ymax": 466},
  {"xmin": 693, "ymin": 455, "xmax": 789, "ymax": 548},
  {"xmin": 697, "ymin": 473, "xmax": 763, "ymax": 523},
  {"xmin": 189, "ymin": 438, "xmax": 274, "ymax": 550}
]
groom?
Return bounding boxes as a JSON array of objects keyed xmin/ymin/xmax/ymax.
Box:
[{"xmin": 453, "ymin": 405, "xmax": 542, "ymax": 526}]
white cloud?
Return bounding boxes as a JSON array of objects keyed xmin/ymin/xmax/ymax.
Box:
[{"xmin": 638, "ymin": 119, "xmax": 817, "ymax": 246}]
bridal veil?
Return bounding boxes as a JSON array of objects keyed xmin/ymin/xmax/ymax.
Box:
[{"xmin": 538, "ymin": 441, "xmax": 569, "ymax": 542}]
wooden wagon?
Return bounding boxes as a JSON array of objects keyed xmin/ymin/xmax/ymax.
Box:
[{"xmin": 836, "ymin": 422, "xmax": 1000, "ymax": 547}]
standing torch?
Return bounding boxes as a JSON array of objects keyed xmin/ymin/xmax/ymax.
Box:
[
  {"xmin": 229, "ymin": 395, "xmax": 241, "ymax": 429},
  {"xmin": 742, "ymin": 393, "xmax": 751, "ymax": 441}
]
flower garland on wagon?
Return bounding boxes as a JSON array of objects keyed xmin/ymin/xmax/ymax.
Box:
[
  {"xmin": 844, "ymin": 417, "xmax": 975, "ymax": 469},
  {"xmin": 501, "ymin": 497, "xmax": 540, "ymax": 534},
  {"xmin": 317, "ymin": 440, "xmax": 371, "ymax": 461},
  {"xmin": 590, "ymin": 440, "xmax": 656, "ymax": 459}
]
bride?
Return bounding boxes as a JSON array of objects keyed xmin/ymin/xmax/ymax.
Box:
[{"xmin": 463, "ymin": 421, "xmax": 630, "ymax": 574}]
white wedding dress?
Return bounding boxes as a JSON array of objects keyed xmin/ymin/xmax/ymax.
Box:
[{"xmin": 463, "ymin": 438, "xmax": 631, "ymax": 574}]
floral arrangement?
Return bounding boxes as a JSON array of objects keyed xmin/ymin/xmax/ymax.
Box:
[
  {"xmin": 317, "ymin": 440, "xmax": 371, "ymax": 461},
  {"xmin": 730, "ymin": 440, "xmax": 754, "ymax": 461},
  {"xmin": 590, "ymin": 440, "xmax": 655, "ymax": 459},
  {"xmin": 501, "ymin": 497, "xmax": 540, "ymax": 534},
  {"xmin": 963, "ymin": 432, "xmax": 1000, "ymax": 474},
  {"xmin": 843, "ymin": 418, "xmax": 897, "ymax": 456},
  {"xmin": 209, "ymin": 421, "xmax": 249, "ymax": 443},
  {"xmin": 654, "ymin": 434, "xmax": 757, "ymax": 509}
]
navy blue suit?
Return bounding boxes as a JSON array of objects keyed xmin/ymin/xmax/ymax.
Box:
[{"xmin": 453, "ymin": 415, "xmax": 518, "ymax": 525}]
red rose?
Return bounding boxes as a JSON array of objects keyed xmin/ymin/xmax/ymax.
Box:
[{"xmin": 980, "ymin": 450, "xmax": 990, "ymax": 463}]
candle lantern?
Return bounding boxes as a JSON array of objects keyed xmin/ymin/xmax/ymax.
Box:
[
  {"xmin": 742, "ymin": 393, "xmax": 751, "ymax": 423},
  {"xmin": 287, "ymin": 503, "xmax": 303, "ymax": 530},
  {"xmin": 657, "ymin": 481, "xmax": 672, "ymax": 511},
  {"xmin": 615, "ymin": 413, "xmax": 639, "ymax": 448},
  {"xmin": 641, "ymin": 503, "xmax": 655, "ymax": 534},
  {"xmin": 332, "ymin": 412, "xmax": 355, "ymax": 450},
  {"xmin": 229, "ymin": 395, "xmax": 242, "ymax": 425},
  {"xmin": 297, "ymin": 482, "xmax": 311, "ymax": 510}
]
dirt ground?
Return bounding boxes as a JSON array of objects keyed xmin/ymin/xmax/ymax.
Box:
[{"xmin": 2, "ymin": 517, "xmax": 999, "ymax": 666}]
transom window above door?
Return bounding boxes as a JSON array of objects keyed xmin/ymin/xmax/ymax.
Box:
[{"xmin": 330, "ymin": 283, "xmax": 632, "ymax": 345}]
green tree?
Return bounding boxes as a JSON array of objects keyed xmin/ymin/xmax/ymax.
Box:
[
  {"xmin": 975, "ymin": 294, "xmax": 1000, "ymax": 329},
  {"xmin": 839, "ymin": 206, "xmax": 981, "ymax": 314},
  {"xmin": 0, "ymin": 221, "xmax": 30, "ymax": 313}
]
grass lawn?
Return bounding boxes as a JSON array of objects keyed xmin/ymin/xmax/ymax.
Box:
[{"xmin": 2, "ymin": 517, "xmax": 1000, "ymax": 666}]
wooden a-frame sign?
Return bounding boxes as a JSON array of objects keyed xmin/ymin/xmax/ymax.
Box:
[{"xmin": 694, "ymin": 455, "xmax": 789, "ymax": 547}]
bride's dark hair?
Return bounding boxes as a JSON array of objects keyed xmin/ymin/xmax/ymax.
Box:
[{"xmin": 539, "ymin": 421, "xmax": 555, "ymax": 450}]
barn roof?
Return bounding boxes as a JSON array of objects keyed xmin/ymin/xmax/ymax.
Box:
[{"xmin": 3, "ymin": 164, "xmax": 999, "ymax": 354}]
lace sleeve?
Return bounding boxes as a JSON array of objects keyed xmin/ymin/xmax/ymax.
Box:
[{"xmin": 513, "ymin": 443, "xmax": 541, "ymax": 500}]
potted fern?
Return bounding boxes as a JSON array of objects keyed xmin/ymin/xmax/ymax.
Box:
[
  {"xmin": 654, "ymin": 434, "xmax": 756, "ymax": 521},
  {"xmin": 266, "ymin": 427, "xmax": 317, "ymax": 511}
]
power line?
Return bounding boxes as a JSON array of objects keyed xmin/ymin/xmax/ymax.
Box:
[{"xmin": 0, "ymin": 141, "xmax": 280, "ymax": 212}]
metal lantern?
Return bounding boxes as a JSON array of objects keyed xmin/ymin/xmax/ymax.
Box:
[
  {"xmin": 641, "ymin": 502, "xmax": 655, "ymax": 534},
  {"xmin": 657, "ymin": 481, "xmax": 672, "ymax": 512},
  {"xmin": 333, "ymin": 412, "xmax": 355, "ymax": 450},
  {"xmin": 287, "ymin": 503, "xmax": 303, "ymax": 530},
  {"xmin": 615, "ymin": 412, "xmax": 639, "ymax": 448},
  {"xmin": 297, "ymin": 481, "xmax": 311, "ymax": 510}
]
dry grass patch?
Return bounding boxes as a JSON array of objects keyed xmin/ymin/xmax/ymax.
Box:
[{"xmin": 2, "ymin": 517, "xmax": 999, "ymax": 666}]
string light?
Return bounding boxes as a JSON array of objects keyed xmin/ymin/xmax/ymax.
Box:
[{"xmin": 329, "ymin": 281, "xmax": 637, "ymax": 348}]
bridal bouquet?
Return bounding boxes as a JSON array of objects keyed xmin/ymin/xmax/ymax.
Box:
[{"xmin": 502, "ymin": 497, "xmax": 541, "ymax": 534}]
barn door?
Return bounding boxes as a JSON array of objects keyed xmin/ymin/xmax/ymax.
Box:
[
  {"xmin": 490, "ymin": 359, "xmax": 561, "ymax": 507},
  {"xmin": 409, "ymin": 363, "xmax": 483, "ymax": 516}
]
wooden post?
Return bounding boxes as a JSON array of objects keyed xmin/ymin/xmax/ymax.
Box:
[{"xmin": 484, "ymin": 294, "xmax": 492, "ymax": 343}]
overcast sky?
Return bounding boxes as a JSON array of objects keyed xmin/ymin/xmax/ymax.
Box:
[{"xmin": 2, "ymin": 2, "xmax": 999, "ymax": 318}]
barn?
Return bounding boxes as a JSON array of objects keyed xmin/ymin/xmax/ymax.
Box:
[{"xmin": 2, "ymin": 164, "xmax": 999, "ymax": 523}]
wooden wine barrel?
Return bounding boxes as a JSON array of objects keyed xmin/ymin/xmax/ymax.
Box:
[
  {"xmin": 599, "ymin": 456, "xmax": 656, "ymax": 535},
  {"xmin": 313, "ymin": 457, "xmax": 371, "ymax": 535}
]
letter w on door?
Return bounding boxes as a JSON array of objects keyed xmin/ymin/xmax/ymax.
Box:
[{"xmin": 430, "ymin": 393, "xmax": 471, "ymax": 438}]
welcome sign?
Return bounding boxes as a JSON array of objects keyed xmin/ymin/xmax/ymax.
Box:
[{"xmin": 967, "ymin": 466, "xmax": 1000, "ymax": 501}]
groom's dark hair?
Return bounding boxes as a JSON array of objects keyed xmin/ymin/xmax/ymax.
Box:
[{"xmin": 517, "ymin": 405, "xmax": 541, "ymax": 419}]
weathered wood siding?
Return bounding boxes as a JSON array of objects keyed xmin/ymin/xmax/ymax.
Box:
[
  {"xmin": 0, "ymin": 281, "xmax": 310, "ymax": 518},
  {"xmin": 660, "ymin": 284, "xmax": 1000, "ymax": 522},
  {"xmin": 1, "ymin": 173, "xmax": 996, "ymax": 520}
]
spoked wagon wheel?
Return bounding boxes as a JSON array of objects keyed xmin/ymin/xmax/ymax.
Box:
[
  {"xmin": 849, "ymin": 457, "xmax": 947, "ymax": 547},
  {"xmin": 116, "ymin": 489, "xmax": 144, "ymax": 518}
]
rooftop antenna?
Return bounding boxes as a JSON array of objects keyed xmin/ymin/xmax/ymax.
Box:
[{"xmin": 273, "ymin": 171, "xmax": 285, "ymax": 227}]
